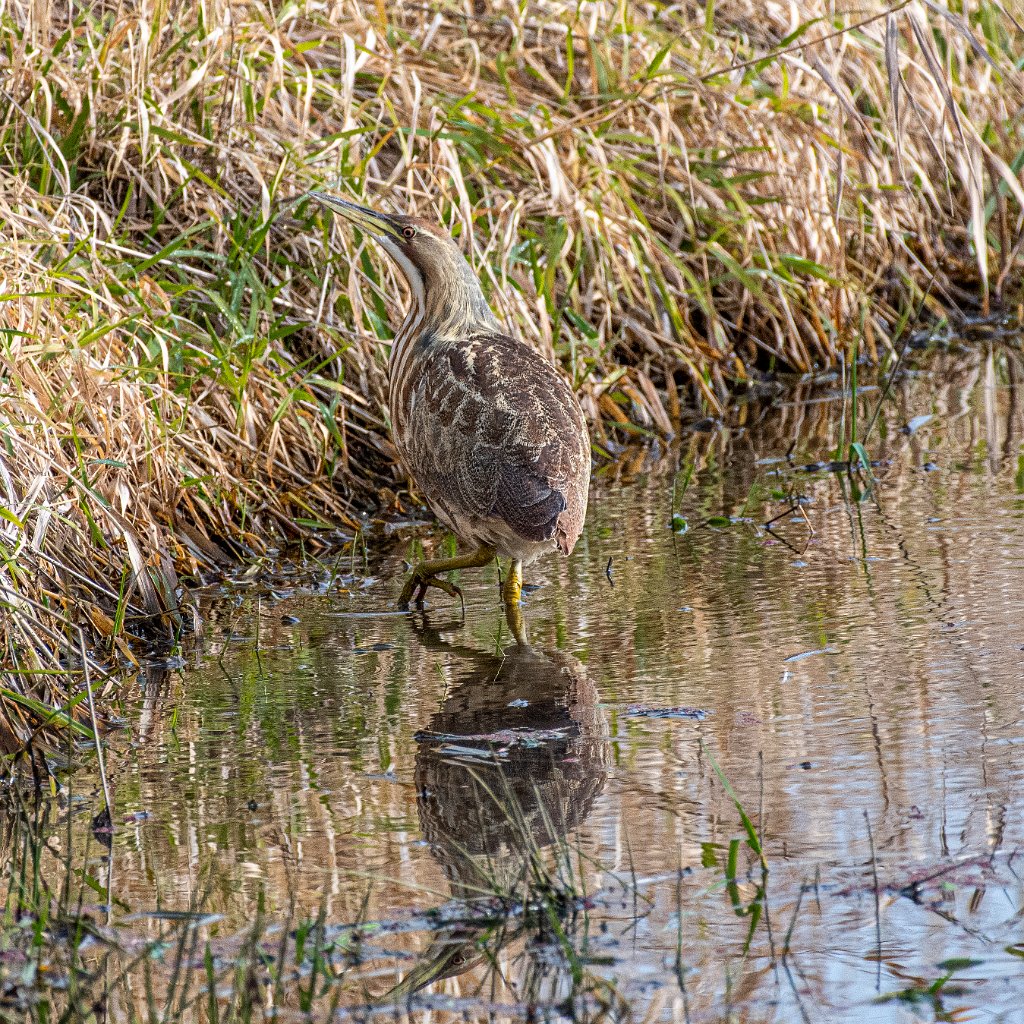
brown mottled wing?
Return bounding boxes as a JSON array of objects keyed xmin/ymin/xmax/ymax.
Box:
[{"xmin": 396, "ymin": 332, "xmax": 590, "ymax": 553}]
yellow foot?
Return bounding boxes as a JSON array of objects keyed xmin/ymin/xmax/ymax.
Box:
[
  {"xmin": 501, "ymin": 558, "xmax": 529, "ymax": 647},
  {"xmin": 396, "ymin": 544, "xmax": 497, "ymax": 611}
]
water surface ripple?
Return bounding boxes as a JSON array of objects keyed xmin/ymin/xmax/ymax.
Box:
[{"xmin": 47, "ymin": 348, "xmax": 1024, "ymax": 1021}]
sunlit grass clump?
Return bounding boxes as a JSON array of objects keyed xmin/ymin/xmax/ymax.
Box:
[{"xmin": 1, "ymin": 0, "xmax": 1022, "ymax": 740}]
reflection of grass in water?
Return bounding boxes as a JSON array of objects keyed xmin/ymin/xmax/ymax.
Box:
[
  {"xmin": 0, "ymin": 741, "xmax": 773, "ymax": 1023},
  {"xmin": 383, "ymin": 754, "xmax": 629, "ymax": 1018},
  {"xmin": 875, "ymin": 957, "xmax": 982, "ymax": 1019},
  {"xmin": 0, "ymin": 745, "xmax": 1003, "ymax": 1023},
  {"xmin": 0, "ymin": 761, "xmax": 632, "ymax": 1022},
  {"xmin": 836, "ymin": 276, "xmax": 941, "ymax": 501},
  {"xmin": 702, "ymin": 740, "xmax": 767, "ymax": 871}
]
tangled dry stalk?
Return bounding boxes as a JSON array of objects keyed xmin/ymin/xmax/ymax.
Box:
[{"xmin": 1, "ymin": 0, "xmax": 1022, "ymax": 753}]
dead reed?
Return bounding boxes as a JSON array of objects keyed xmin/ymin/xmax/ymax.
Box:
[{"xmin": 1, "ymin": 0, "xmax": 1022, "ymax": 745}]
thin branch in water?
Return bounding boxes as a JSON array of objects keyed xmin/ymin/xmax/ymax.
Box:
[{"xmin": 865, "ymin": 809, "xmax": 882, "ymax": 992}]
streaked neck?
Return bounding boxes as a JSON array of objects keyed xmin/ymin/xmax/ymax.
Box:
[{"xmin": 385, "ymin": 240, "xmax": 500, "ymax": 346}]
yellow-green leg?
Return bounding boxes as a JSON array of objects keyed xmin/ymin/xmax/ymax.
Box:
[
  {"xmin": 398, "ymin": 544, "xmax": 496, "ymax": 610},
  {"xmin": 502, "ymin": 558, "xmax": 529, "ymax": 647}
]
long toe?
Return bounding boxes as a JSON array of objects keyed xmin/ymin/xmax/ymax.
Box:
[
  {"xmin": 427, "ymin": 576, "xmax": 461, "ymax": 603},
  {"xmin": 440, "ymin": 579, "xmax": 465, "ymax": 615}
]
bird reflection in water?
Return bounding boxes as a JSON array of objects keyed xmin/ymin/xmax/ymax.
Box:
[{"xmin": 391, "ymin": 623, "xmax": 608, "ymax": 1009}]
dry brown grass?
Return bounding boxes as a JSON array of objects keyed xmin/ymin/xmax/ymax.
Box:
[{"xmin": 1, "ymin": 0, "xmax": 1022, "ymax": 750}]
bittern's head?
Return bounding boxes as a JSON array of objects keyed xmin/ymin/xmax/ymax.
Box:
[{"xmin": 311, "ymin": 192, "xmax": 497, "ymax": 332}]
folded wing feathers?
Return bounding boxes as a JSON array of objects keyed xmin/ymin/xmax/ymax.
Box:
[
  {"xmin": 495, "ymin": 463, "xmax": 567, "ymax": 543},
  {"xmin": 398, "ymin": 331, "xmax": 588, "ymax": 552}
]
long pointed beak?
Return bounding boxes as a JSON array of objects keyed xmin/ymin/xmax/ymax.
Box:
[{"xmin": 308, "ymin": 192, "xmax": 402, "ymax": 241}]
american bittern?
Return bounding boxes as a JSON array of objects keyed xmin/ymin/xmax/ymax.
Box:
[
  {"xmin": 313, "ymin": 193, "xmax": 590, "ymax": 642},
  {"xmin": 398, "ymin": 628, "xmax": 607, "ymax": 996}
]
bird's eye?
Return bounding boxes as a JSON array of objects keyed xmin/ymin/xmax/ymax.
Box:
[{"xmin": 401, "ymin": 226, "xmax": 416, "ymax": 240}]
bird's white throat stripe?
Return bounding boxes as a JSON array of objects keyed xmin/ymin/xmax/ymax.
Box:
[
  {"xmin": 380, "ymin": 240, "xmax": 426, "ymax": 431},
  {"xmin": 385, "ymin": 243, "xmax": 425, "ymax": 312},
  {"xmin": 389, "ymin": 310, "xmax": 423, "ymax": 431}
]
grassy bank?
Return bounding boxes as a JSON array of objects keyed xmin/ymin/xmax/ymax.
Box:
[{"xmin": 1, "ymin": 0, "xmax": 1023, "ymax": 748}]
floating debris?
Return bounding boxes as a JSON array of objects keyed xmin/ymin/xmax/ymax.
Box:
[
  {"xmin": 416, "ymin": 727, "xmax": 570, "ymax": 747},
  {"xmin": 326, "ymin": 610, "xmax": 409, "ymax": 618},
  {"xmin": 783, "ymin": 646, "xmax": 838, "ymax": 662},
  {"xmin": 382, "ymin": 519, "xmax": 433, "ymax": 535},
  {"xmin": 144, "ymin": 654, "xmax": 187, "ymax": 670},
  {"xmin": 435, "ymin": 743, "xmax": 507, "ymax": 761},
  {"xmin": 121, "ymin": 910, "xmax": 225, "ymax": 927},
  {"xmin": 800, "ymin": 459, "xmax": 890, "ymax": 473},
  {"xmin": 626, "ymin": 704, "xmax": 708, "ymax": 720},
  {"xmin": 902, "ymin": 414, "xmax": 934, "ymax": 434}
]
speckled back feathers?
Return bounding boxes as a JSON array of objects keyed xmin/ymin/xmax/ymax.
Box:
[{"xmin": 391, "ymin": 330, "xmax": 590, "ymax": 562}]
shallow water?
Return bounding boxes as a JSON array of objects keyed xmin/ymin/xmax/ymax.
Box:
[{"xmin": 24, "ymin": 345, "xmax": 1024, "ymax": 1022}]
